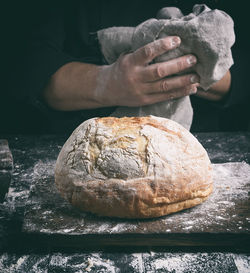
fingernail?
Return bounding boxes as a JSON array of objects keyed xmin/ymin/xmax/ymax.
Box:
[
  {"xmin": 187, "ymin": 55, "xmax": 197, "ymax": 65},
  {"xmin": 171, "ymin": 36, "xmax": 181, "ymax": 48},
  {"xmin": 190, "ymin": 75, "xmax": 199, "ymax": 83},
  {"xmin": 189, "ymin": 87, "xmax": 197, "ymax": 94}
]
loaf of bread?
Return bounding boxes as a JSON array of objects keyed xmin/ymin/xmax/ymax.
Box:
[{"xmin": 55, "ymin": 116, "xmax": 213, "ymax": 218}]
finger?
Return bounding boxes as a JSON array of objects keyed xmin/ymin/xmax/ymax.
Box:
[
  {"xmin": 144, "ymin": 74, "xmax": 200, "ymax": 94},
  {"xmin": 130, "ymin": 36, "xmax": 181, "ymax": 66},
  {"xmin": 140, "ymin": 54, "xmax": 197, "ymax": 82},
  {"xmin": 141, "ymin": 85, "xmax": 197, "ymax": 106},
  {"xmin": 166, "ymin": 84, "xmax": 197, "ymax": 99}
]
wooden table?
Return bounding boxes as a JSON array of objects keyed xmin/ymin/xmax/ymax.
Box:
[
  {"xmin": 0, "ymin": 140, "xmax": 13, "ymax": 202},
  {"xmin": 0, "ymin": 132, "xmax": 250, "ymax": 272}
]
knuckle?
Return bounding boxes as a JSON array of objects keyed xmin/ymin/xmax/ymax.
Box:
[
  {"xmin": 143, "ymin": 45, "xmax": 154, "ymax": 59},
  {"xmin": 176, "ymin": 60, "xmax": 184, "ymax": 72},
  {"xmin": 159, "ymin": 39, "xmax": 170, "ymax": 51},
  {"xmin": 160, "ymin": 80, "xmax": 169, "ymax": 92},
  {"xmin": 119, "ymin": 58, "xmax": 137, "ymax": 84},
  {"xmin": 155, "ymin": 65, "xmax": 165, "ymax": 78}
]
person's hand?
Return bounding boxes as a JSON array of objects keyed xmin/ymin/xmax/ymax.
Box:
[
  {"xmin": 94, "ymin": 36, "xmax": 200, "ymax": 107},
  {"xmin": 195, "ymin": 70, "xmax": 231, "ymax": 101}
]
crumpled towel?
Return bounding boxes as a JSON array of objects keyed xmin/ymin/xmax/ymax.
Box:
[{"xmin": 97, "ymin": 4, "xmax": 235, "ymax": 130}]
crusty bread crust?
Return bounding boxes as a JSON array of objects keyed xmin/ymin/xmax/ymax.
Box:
[{"xmin": 55, "ymin": 116, "xmax": 213, "ymax": 218}]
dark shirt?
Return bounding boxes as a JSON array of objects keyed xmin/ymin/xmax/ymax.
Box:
[{"xmin": 1, "ymin": 0, "xmax": 249, "ymax": 133}]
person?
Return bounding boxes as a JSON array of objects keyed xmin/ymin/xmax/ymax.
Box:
[{"xmin": 1, "ymin": 0, "xmax": 249, "ymax": 134}]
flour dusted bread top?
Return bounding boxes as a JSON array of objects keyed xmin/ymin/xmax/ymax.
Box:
[{"xmin": 55, "ymin": 116, "xmax": 213, "ymax": 218}]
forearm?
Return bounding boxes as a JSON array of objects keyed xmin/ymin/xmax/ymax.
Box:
[
  {"xmin": 43, "ymin": 62, "xmax": 106, "ymax": 111},
  {"xmin": 42, "ymin": 37, "xmax": 200, "ymax": 112},
  {"xmin": 196, "ymin": 70, "xmax": 231, "ymax": 101}
]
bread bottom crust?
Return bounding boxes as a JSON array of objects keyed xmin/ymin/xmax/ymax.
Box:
[{"xmin": 55, "ymin": 174, "xmax": 213, "ymax": 219}]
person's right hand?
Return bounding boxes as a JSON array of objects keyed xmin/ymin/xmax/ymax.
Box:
[{"xmin": 94, "ymin": 36, "xmax": 199, "ymax": 107}]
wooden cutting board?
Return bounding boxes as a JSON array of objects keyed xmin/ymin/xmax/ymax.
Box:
[{"xmin": 22, "ymin": 161, "xmax": 250, "ymax": 250}]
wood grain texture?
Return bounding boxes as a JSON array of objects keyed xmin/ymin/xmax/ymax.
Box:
[
  {"xmin": 0, "ymin": 139, "xmax": 13, "ymax": 170},
  {"xmin": 1, "ymin": 252, "xmax": 248, "ymax": 273},
  {"xmin": 22, "ymin": 161, "xmax": 250, "ymax": 250},
  {"xmin": 0, "ymin": 133, "xmax": 249, "ymax": 272},
  {"xmin": 1, "ymin": 133, "xmax": 249, "ymax": 247},
  {"xmin": 0, "ymin": 139, "xmax": 13, "ymax": 202}
]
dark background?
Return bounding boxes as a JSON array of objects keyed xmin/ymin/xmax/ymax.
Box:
[{"xmin": 0, "ymin": 0, "xmax": 249, "ymax": 134}]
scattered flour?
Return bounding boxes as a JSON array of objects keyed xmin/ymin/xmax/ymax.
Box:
[
  {"xmin": 0, "ymin": 254, "xmax": 49, "ymax": 273},
  {"xmin": 83, "ymin": 254, "xmax": 116, "ymax": 273},
  {"xmin": 159, "ymin": 162, "xmax": 250, "ymax": 232},
  {"xmin": 130, "ymin": 253, "xmax": 144, "ymax": 273},
  {"xmin": 144, "ymin": 252, "xmax": 241, "ymax": 273},
  {"xmin": 23, "ymin": 162, "xmax": 250, "ymax": 236},
  {"xmin": 110, "ymin": 223, "xmax": 137, "ymax": 233},
  {"xmin": 6, "ymin": 160, "xmax": 56, "ymax": 209},
  {"xmin": 85, "ymin": 258, "xmax": 94, "ymax": 272},
  {"xmin": 233, "ymin": 254, "xmax": 250, "ymax": 273}
]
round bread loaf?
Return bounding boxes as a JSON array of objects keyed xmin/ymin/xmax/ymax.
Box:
[{"xmin": 55, "ymin": 116, "xmax": 213, "ymax": 218}]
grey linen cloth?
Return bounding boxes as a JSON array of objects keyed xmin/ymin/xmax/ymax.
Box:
[{"xmin": 97, "ymin": 4, "xmax": 235, "ymax": 130}]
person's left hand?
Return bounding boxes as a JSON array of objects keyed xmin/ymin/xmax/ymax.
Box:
[{"xmin": 94, "ymin": 36, "xmax": 199, "ymax": 108}]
